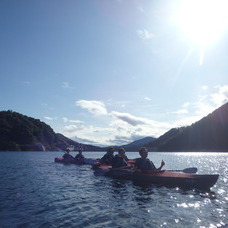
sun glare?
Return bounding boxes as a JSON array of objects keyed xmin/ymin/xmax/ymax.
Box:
[{"xmin": 175, "ymin": 0, "xmax": 228, "ymax": 46}]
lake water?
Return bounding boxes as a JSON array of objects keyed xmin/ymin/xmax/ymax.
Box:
[{"xmin": 0, "ymin": 152, "xmax": 227, "ymax": 228}]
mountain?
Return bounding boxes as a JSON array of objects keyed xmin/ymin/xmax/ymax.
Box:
[
  {"xmin": 0, "ymin": 110, "xmax": 102, "ymax": 151},
  {"xmin": 122, "ymin": 136, "xmax": 156, "ymax": 149},
  {"xmin": 55, "ymin": 133, "xmax": 102, "ymax": 152},
  {"xmin": 1, "ymin": 102, "xmax": 228, "ymax": 152},
  {"xmin": 146, "ymin": 102, "xmax": 228, "ymax": 152},
  {"xmin": 145, "ymin": 128, "xmax": 185, "ymax": 151}
]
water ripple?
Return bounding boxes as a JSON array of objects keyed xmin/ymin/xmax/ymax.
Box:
[{"xmin": 0, "ymin": 152, "xmax": 227, "ymax": 228}]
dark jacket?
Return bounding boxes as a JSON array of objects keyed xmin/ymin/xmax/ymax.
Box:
[
  {"xmin": 100, "ymin": 153, "xmax": 114, "ymax": 165},
  {"xmin": 134, "ymin": 158, "xmax": 156, "ymax": 172},
  {"xmin": 75, "ymin": 154, "xmax": 85, "ymax": 160},
  {"xmin": 112, "ymin": 155, "xmax": 128, "ymax": 168},
  {"xmin": 63, "ymin": 153, "xmax": 74, "ymax": 159}
]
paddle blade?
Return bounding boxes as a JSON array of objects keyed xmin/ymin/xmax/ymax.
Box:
[{"xmin": 182, "ymin": 167, "xmax": 198, "ymax": 173}]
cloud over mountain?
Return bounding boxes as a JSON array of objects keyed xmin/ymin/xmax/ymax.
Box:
[{"xmin": 76, "ymin": 100, "xmax": 108, "ymax": 115}]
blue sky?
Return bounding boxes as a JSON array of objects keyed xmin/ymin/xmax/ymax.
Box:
[{"xmin": 1, "ymin": 0, "xmax": 228, "ymax": 147}]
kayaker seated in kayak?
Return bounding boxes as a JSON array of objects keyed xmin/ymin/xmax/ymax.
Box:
[
  {"xmin": 134, "ymin": 147, "xmax": 165, "ymax": 173},
  {"xmin": 75, "ymin": 149, "xmax": 85, "ymax": 160},
  {"xmin": 112, "ymin": 148, "xmax": 129, "ymax": 168},
  {"xmin": 63, "ymin": 149, "xmax": 74, "ymax": 159},
  {"xmin": 100, "ymin": 147, "xmax": 115, "ymax": 165}
]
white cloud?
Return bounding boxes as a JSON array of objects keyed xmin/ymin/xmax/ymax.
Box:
[
  {"xmin": 44, "ymin": 116, "xmax": 55, "ymax": 121},
  {"xmin": 170, "ymin": 85, "xmax": 228, "ymax": 128},
  {"xmin": 172, "ymin": 109, "xmax": 189, "ymax": 114},
  {"xmin": 62, "ymin": 81, "xmax": 70, "ymax": 89},
  {"xmin": 63, "ymin": 120, "xmax": 85, "ymax": 132},
  {"xmin": 110, "ymin": 111, "xmax": 147, "ymax": 126},
  {"xmin": 144, "ymin": 97, "xmax": 152, "ymax": 101},
  {"xmin": 109, "ymin": 112, "xmax": 171, "ymax": 142},
  {"xmin": 210, "ymin": 85, "xmax": 228, "ymax": 106},
  {"xmin": 137, "ymin": 6, "xmax": 144, "ymax": 13},
  {"xmin": 62, "ymin": 108, "xmax": 170, "ymax": 146},
  {"xmin": 76, "ymin": 100, "xmax": 108, "ymax": 115},
  {"xmin": 70, "ymin": 99, "xmax": 174, "ymax": 146},
  {"xmin": 73, "ymin": 136, "xmax": 98, "ymax": 145},
  {"xmin": 63, "ymin": 124, "xmax": 86, "ymax": 133},
  {"xmin": 63, "ymin": 117, "xmax": 84, "ymax": 124},
  {"xmin": 62, "ymin": 123, "xmax": 115, "ymax": 147},
  {"xmin": 137, "ymin": 29, "xmax": 154, "ymax": 40},
  {"xmin": 194, "ymin": 101, "xmax": 215, "ymax": 116},
  {"xmin": 64, "ymin": 125, "xmax": 80, "ymax": 133},
  {"xmin": 192, "ymin": 85, "xmax": 228, "ymax": 117},
  {"xmin": 68, "ymin": 86, "xmax": 228, "ymax": 146},
  {"xmin": 173, "ymin": 115, "xmax": 202, "ymax": 128},
  {"xmin": 201, "ymin": 85, "xmax": 208, "ymax": 90},
  {"xmin": 23, "ymin": 81, "xmax": 31, "ymax": 85},
  {"xmin": 108, "ymin": 135, "xmax": 131, "ymax": 145}
]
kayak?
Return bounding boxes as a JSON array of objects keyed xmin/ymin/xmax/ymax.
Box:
[
  {"xmin": 94, "ymin": 165, "xmax": 219, "ymax": 190},
  {"xmin": 92, "ymin": 159, "xmax": 135, "ymax": 169},
  {"xmin": 55, "ymin": 157, "xmax": 99, "ymax": 165},
  {"xmin": 132, "ymin": 170, "xmax": 219, "ymax": 190}
]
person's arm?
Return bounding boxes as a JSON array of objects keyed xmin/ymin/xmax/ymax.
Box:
[
  {"xmin": 157, "ymin": 160, "xmax": 165, "ymax": 170},
  {"xmin": 111, "ymin": 156, "xmax": 117, "ymax": 168},
  {"xmin": 133, "ymin": 159, "xmax": 139, "ymax": 169},
  {"xmin": 141, "ymin": 160, "xmax": 164, "ymax": 173}
]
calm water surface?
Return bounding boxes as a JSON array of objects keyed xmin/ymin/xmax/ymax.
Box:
[{"xmin": 0, "ymin": 152, "xmax": 227, "ymax": 228}]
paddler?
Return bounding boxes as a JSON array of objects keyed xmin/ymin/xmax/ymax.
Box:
[
  {"xmin": 75, "ymin": 149, "xmax": 85, "ymax": 160},
  {"xmin": 111, "ymin": 148, "xmax": 129, "ymax": 168},
  {"xmin": 100, "ymin": 147, "xmax": 115, "ymax": 165},
  {"xmin": 63, "ymin": 148, "xmax": 74, "ymax": 159},
  {"xmin": 134, "ymin": 147, "xmax": 165, "ymax": 172}
]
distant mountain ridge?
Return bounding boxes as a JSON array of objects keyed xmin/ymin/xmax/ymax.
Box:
[
  {"xmin": 122, "ymin": 136, "xmax": 156, "ymax": 148},
  {"xmin": 1, "ymin": 102, "xmax": 228, "ymax": 152}
]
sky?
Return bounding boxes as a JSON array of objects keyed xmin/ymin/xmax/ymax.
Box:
[{"xmin": 1, "ymin": 0, "xmax": 228, "ymax": 147}]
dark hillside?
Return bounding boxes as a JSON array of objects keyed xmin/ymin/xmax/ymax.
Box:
[
  {"xmin": 146, "ymin": 128, "xmax": 185, "ymax": 151},
  {"xmin": 0, "ymin": 110, "xmax": 101, "ymax": 151},
  {"xmin": 151, "ymin": 102, "xmax": 228, "ymax": 152},
  {"xmin": 123, "ymin": 136, "xmax": 156, "ymax": 148}
]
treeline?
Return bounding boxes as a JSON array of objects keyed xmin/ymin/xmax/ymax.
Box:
[
  {"xmin": 0, "ymin": 110, "xmax": 102, "ymax": 151},
  {"xmin": 0, "ymin": 110, "xmax": 57, "ymax": 151}
]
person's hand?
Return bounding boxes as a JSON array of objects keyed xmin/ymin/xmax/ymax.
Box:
[{"xmin": 161, "ymin": 160, "xmax": 165, "ymax": 167}]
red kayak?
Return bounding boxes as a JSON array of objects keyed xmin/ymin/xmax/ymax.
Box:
[
  {"xmin": 55, "ymin": 157, "xmax": 99, "ymax": 165},
  {"xmin": 132, "ymin": 170, "xmax": 219, "ymax": 190},
  {"xmin": 94, "ymin": 165, "xmax": 219, "ymax": 190}
]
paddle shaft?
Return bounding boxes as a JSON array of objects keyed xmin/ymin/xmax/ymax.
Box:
[{"xmin": 166, "ymin": 167, "xmax": 198, "ymax": 174}]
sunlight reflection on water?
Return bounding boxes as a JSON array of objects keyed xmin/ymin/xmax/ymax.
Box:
[{"xmin": 0, "ymin": 152, "xmax": 227, "ymax": 228}]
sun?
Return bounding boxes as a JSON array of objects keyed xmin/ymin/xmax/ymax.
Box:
[{"xmin": 175, "ymin": 0, "xmax": 228, "ymax": 47}]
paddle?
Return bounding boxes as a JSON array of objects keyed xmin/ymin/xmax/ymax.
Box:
[{"xmin": 167, "ymin": 167, "xmax": 198, "ymax": 174}]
